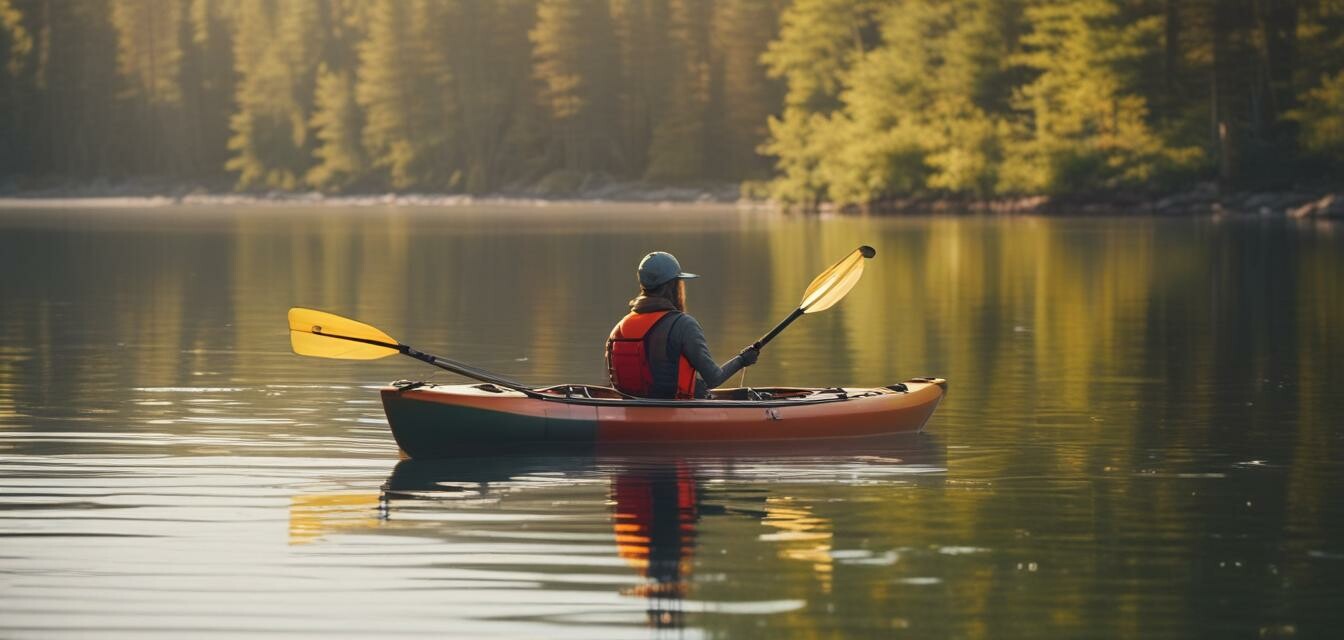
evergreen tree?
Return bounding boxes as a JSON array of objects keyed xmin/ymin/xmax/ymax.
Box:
[
  {"xmin": 441, "ymin": 0, "xmax": 540, "ymax": 193},
  {"xmin": 109, "ymin": 0, "xmax": 183, "ymax": 106},
  {"xmin": 225, "ymin": 0, "xmax": 326, "ymax": 190},
  {"xmin": 179, "ymin": 0, "xmax": 237, "ymax": 177},
  {"xmin": 0, "ymin": 0, "xmax": 1340, "ymax": 197},
  {"xmin": 305, "ymin": 0, "xmax": 364, "ymax": 190},
  {"xmin": 644, "ymin": 0, "xmax": 713, "ymax": 181},
  {"xmin": 0, "ymin": 0, "xmax": 34, "ymax": 176},
  {"xmin": 1287, "ymin": 1, "xmax": 1344, "ymax": 172},
  {"xmin": 27, "ymin": 0, "xmax": 124, "ymax": 178},
  {"xmin": 610, "ymin": 0, "xmax": 672, "ymax": 178},
  {"xmin": 530, "ymin": 0, "xmax": 621, "ymax": 174},
  {"xmin": 306, "ymin": 65, "xmax": 363, "ymax": 189},
  {"xmin": 1000, "ymin": 0, "xmax": 1200, "ymax": 194},
  {"xmin": 357, "ymin": 0, "xmax": 455, "ymax": 190},
  {"xmin": 110, "ymin": 0, "xmax": 191, "ymax": 174},
  {"xmin": 710, "ymin": 0, "xmax": 781, "ymax": 180},
  {"xmin": 759, "ymin": 0, "xmax": 879, "ymax": 207},
  {"xmin": 819, "ymin": 0, "xmax": 1019, "ymax": 203}
]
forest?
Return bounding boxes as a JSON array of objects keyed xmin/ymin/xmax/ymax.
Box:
[{"xmin": 0, "ymin": 0, "xmax": 1341, "ymax": 208}]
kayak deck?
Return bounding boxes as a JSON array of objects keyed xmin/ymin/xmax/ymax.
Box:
[{"xmin": 381, "ymin": 378, "xmax": 946, "ymax": 459}]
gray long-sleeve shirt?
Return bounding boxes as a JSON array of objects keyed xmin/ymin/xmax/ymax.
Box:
[{"xmin": 628, "ymin": 295, "xmax": 747, "ymax": 398}]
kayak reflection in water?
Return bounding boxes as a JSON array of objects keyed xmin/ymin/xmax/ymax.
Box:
[
  {"xmin": 613, "ymin": 463, "xmax": 700, "ymax": 629},
  {"xmin": 606, "ymin": 251, "xmax": 759, "ymax": 399}
]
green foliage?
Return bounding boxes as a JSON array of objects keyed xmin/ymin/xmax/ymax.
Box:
[
  {"xmin": 759, "ymin": 109, "xmax": 837, "ymax": 207},
  {"xmin": 1290, "ymin": 71, "xmax": 1344, "ymax": 165},
  {"xmin": 109, "ymin": 0, "xmax": 183, "ymax": 105},
  {"xmin": 530, "ymin": 0, "xmax": 622, "ymax": 174},
  {"xmin": 644, "ymin": 0, "xmax": 713, "ymax": 181},
  {"xmin": 999, "ymin": 0, "xmax": 1201, "ymax": 194},
  {"xmin": 0, "ymin": 0, "xmax": 1338, "ymax": 198},
  {"xmin": 356, "ymin": 0, "xmax": 455, "ymax": 190},
  {"xmin": 760, "ymin": 0, "xmax": 1223, "ymax": 207},
  {"xmin": 711, "ymin": 0, "xmax": 781, "ymax": 179},
  {"xmin": 225, "ymin": 0, "xmax": 325, "ymax": 190},
  {"xmin": 761, "ymin": 0, "xmax": 876, "ymax": 111},
  {"xmin": 306, "ymin": 65, "xmax": 364, "ymax": 190},
  {"xmin": 0, "ymin": 0, "xmax": 32, "ymax": 76}
]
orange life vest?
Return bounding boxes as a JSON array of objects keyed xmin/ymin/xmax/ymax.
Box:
[{"xmin": 606, "ymin": 311, "xmax": 696, "ymax": 399}]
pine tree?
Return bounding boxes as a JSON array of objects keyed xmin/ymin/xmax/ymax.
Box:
[
  {"xmin": 27, "ymin": 0, "xmax": 124, "ymax": 178},
  {"xmin": 610, "ymin": 0, "xmax": 672, "ymax": 177},
  {"xmin": 306, "ymin": 65, "xmax": 363, "ymax": 189},
  {"xmin": 304, "ymin": 0, "xmax": 364, "ymax": 190},
  {"xmin": 177, "ymin": 0, "xmax": 236, "ymax": 177},
  {"xmin": 759, "ymin": 0, "xmax": 878, "ymax": 207},
  {"xmin": 999, "ymin": 0, "xmax": 1200, "ymax": 194},
  {"xmin": 530, "ymin": 0, "xmax": 620, "ymax": 175},
  {"xmin": 644, "ymin": 0, "xmax": 713, "ymax": 181},
  {"xmin": 829, "ymin": 0, "xmax": 1020, "ymax": 200},
  {"xmin": 710, "ymin": 0, "xmax": 781, "ymax": 180},
  {"xmin": 1287, "ymin": 2, "xmax": 1344, "ymax": 168},
  {"xmin": 225, "ymin": 0, "xmax": 325, "ymax": 190},
  {"xmin": 0, "ymin": 0, "xmax": 34, "ymax": 176},
  {"xmin": 356, "ymin": 0, "xmax": 455, "ymax": 190},
  {"xmin": 109, "ymin": 0, "xmax": 183, "ymax": 106}
]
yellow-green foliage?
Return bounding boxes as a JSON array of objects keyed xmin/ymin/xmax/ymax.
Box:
[
  {"xmin": 306, "ymin": 66, "xmax": 364, "ymax": 190},
  {"xmin": 225, "ymin": 0, "xmax": 325, "ymax": 190},
  {"xmin": 1291, "ymin": 71, "xmax": 1344, "ymax": 164},
  {"xmin": 357, "ymin": 0, "xmax": 456, "ymax": 190},
  {"xmin": 999, "ymin": 1, "xmax": 1200, "ymax": 194},
  {"xmin": 0, "ymin": 0, "xmax": 1337, "ymax": 193},
  {"xmin": 0, "ymin": 0, "xmax": 33, "ymax": 76}
]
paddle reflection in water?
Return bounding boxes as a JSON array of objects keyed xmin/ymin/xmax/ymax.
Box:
[{"xmin": 287, "ymin": 435, "xmax": 945, "ymax": 634}]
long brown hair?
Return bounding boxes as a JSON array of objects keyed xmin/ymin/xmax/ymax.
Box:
[{"xmin": 641, "ymin": 279, "xmax": 686, "ymax": 312}]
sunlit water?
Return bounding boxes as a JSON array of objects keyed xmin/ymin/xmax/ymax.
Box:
[{"xmin": 1, "ymin": 204, "xmax": 1341, "ymax": 638}]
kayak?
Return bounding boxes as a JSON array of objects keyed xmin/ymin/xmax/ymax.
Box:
[{"xmin": 381, "ymin": 378, "xmax": 946, "ymax": 459}]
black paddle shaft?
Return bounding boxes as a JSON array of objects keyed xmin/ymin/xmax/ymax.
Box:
[
  {"xmin": 752, "ymin": 307, "xmax": 805, "ymax": 351},
  {"xmin": 310, "ymin": 327, "xmax": 537, "ymax": 395},
  {"xmin": 399, "ymin": 346, "xmax": 539, "ymax": 395}
]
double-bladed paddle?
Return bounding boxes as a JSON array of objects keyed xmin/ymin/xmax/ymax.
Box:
[
  {"xmin": 290, "ymin": 245, "xmax": 873, "ymax": 393},
  {"xmin": 287, "ymin": 307, "xmax": 540, "ymax": 396}
]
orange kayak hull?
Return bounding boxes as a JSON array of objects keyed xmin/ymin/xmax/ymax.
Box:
[{"xmin": 381, "ymin": 379, "xmax": 946, "ymax": 459}]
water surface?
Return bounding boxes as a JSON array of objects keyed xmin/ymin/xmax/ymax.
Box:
[{"xmin": 1, "ymin": 205, "xmax": 1341, "ymax": 638}]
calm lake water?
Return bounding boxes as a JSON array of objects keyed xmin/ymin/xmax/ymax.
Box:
[{"xmin": 1, "ymin": 204, "xmax": 1341, "ymax": 638}]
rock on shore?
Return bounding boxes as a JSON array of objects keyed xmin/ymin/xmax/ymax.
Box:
[{"xmin": 1288, "ymin": 194, "xmax": 1344, "ymax": 219}]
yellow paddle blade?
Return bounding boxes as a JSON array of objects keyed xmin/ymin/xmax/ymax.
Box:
[
  {"xmin": 799, "ymin": 245, "xmax": 875, "ymax": 313},
  {"xmin": 288, "ymin": 307, "xmax": 401, "ymax": 360}
]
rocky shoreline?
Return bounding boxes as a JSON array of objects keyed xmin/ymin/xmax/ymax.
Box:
[
  {"xmin": 859, "ymin": 183, "xmax": 1343, "ymax": 219},
  {"xmin": 0, "ymin": 175, "xmax": 742, "ymax": 208},
  {"xmin": 1, "ymin": 176, "xmax": 1340, "ymax": 218}
]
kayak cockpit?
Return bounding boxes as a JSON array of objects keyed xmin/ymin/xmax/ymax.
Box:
[{"xmin": 530, "ymin": 384, "xmax": 849, "ymax": 402}]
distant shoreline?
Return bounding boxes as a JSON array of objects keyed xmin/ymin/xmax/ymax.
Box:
[
  {"xmin": 850, "ymin": 185, "xmax": 1343, "ymax": 219},
  {"xmin": 0, "ymin": 178, "xmax": 745, "ymax": 210},
  {"xmin": 0, "ymin": 179, "xmax": 1339, "ymax": 219}
]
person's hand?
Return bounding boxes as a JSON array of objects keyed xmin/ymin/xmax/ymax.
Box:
[{"xmin": 738, "ymin": 345, "xmax": 760, "ymax": 366}]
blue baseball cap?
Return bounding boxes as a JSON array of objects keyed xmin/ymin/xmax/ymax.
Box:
[{"xmin": 638, "ymin": 252, "xmax": 699, "ymax": 288}]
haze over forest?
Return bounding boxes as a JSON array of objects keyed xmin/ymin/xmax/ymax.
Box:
[{"xmin": 1, "ymin": 0, "xmax": 1341, "ymax": 207}]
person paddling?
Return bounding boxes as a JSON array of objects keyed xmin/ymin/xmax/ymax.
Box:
[{"xmin": 606, "ymin": 252, "xmax": 759, "ymax": 399}]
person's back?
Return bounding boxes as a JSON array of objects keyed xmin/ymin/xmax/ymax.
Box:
[{"xmin": 606, "ymin": 252, "xmax": 758, "ymax": 399}]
